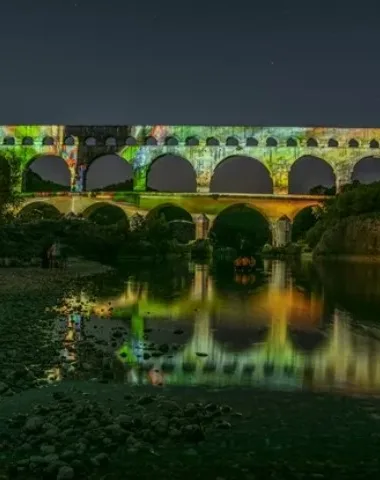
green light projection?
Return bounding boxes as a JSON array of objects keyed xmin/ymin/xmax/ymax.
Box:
[
  {"xmin": 120, "ymin": 125, "xmax": 380, "ymax": 194},
  {"xmin": 1, "ymin": 124, "xmax": 380, "ymax": 195},
  {"xmin": 0, "ymin": 125, "xmax": 79, "ymax": 191}
]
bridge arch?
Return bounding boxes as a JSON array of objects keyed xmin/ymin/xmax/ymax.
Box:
[
  {"xmin": 17, "ymin": 201, "xmax": 62, "ymax": 221},
  {"xmin": 210, "ymin": 203, "xmax": 271, "ymax": 251},
  {"xmin": 226, "ymin": 136, "xmax": 239, "ymax": 146},
  {"xmin": 246, "ymin": 137, "xmax": 259, "ymax": 146},
  {"xmin": 185, "ymin": 136, "xmax": 199, "ymax": 146},
  {"xmin": 147, "ymin": 154, "xmax": 197, "ymax": 192},
  {"xmin": 42, "ymin": 136, "xmax": 55, "ymax": 146},
  {"xmin": 125, "ymin": 136, "xmax": 137, "ymax": 145},
  {"xmin": 84, "ymin": 154, "xmax": 133, "ymax": 191},
  {"xmin": 206, "ymin": 137, "xmax": 220, "ymax": 146},
  {"xmin": 291, "ymin": 205, "xmax": 319, "ymax": 242},
  {"xmin": 288, "ymin": 155, "xmax": 335, "ymax": 194},
  {"xmin": 145, "ymin": 136, "xmax": 157, "ymax": 146},
  {"xmin": 348, "ymin": 138, "xmax": 360, "ymax": 148},
  {"xmin": 146, "ymin": 203, "xmax": 193, "ymax": 223},
  {"xmin": 3, "ymin": 136, "xmax": 15, "ymax": 146},
  {"xmin": 81, "ymin": 201, "xmax": 129, "ymax": 227},
  {"xmin": 210, "ymin": 155, "xmax": 273, "ymax": 194},
  {"xmin": 212, "ymin": 324, "xmax": 269, "ymax": 352},
  {"xmin": 23, "ymin": 155, "xmax": 71, "ymax": 192},
  {"xmin": 289, "ymin": 330, "xmax": 327, "ymax": 352},
  {"xmin": 165, "ymin": 136, "xmax": 179, "ymax": 146},
  {"xmin": 146, "ymin": 203, "xmax": 195, "ymax": 242},
  {"xmin": 64, "ymin": 136, "xmax": 75, "ymax": 146},
  {"xmin": 352, "ymin": 156, "xmax": 380, "ymax": 184},
  {"xmin": 307, "ymin": 138, "xmax": 318, "ymax": 147},
  {"xmin": 266, "ymin": 137, "xmax": 278, "ymax": 147}
]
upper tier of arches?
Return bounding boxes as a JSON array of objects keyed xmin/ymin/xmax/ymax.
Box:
[
  {"xmin": 17, "ymin": 152, "xmax": 380, "ymax": 194},
  {"xmin": 1, "ymin": 135, "xmax": 380, "ymax": 149}
]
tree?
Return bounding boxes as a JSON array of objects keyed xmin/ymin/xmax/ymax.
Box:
[
  {"xmin": 0, "ymin": 156, "xmax": 22, "ymax": 224},
  {"xmin": 146, "ymin": 214, "xmax": 172, "ymax": 249},
  {"xmin": 25, "ymin": 169, "xmax": 70, "ymax": 192},
  {"xmin": 306, "ymin": 181, "xmax": 380, "ymax": 248},
  {"xmin": 292, "ymin": 207, "xmax": 318, "ymax": 242},
  {"xmin": 309, "ymin": 184, "xmax": 336, "ymax": 195}
]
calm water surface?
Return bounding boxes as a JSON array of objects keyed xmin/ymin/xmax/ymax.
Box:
[{"xmin": 55, "ymin": 258, "xmax": 380, "ymax": 395}]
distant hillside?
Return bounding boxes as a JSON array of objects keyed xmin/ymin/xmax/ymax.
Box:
[
  {"xmin": 93, "ymin": 180, "xmax": 157, "ymax": 192},
  {"xmin": 25, "ymin": 170, "xmax": 158, "ymax": 193},
  {"xmin": 25, "ymin": 169, "xmax": 70, "ymax": 192}
]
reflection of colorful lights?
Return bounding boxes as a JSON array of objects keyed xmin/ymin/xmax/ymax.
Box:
[
  {"xmin": 148, "ymin": 368, "xmax": 164, "ymax": 386},
  {"xmin": 49, "ymin": 263, "xmax": 380, "ymax": 395},
  {"xmin": 234, "ymin": 274, "xmax": 256, "ymax": 285}
]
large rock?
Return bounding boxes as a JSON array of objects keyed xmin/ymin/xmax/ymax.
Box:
[{"xmin": 314, "ymin": 214, "xmax": 380, "ymax": 256}]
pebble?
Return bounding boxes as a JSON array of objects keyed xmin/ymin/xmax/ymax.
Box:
[{"xmin": 57, "ymin": 465, "xmax": 75, "ymax": 479}]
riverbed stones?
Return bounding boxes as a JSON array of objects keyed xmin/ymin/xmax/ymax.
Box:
[
  {"xmin": 57, "ymin": 465, "xmax": 75, "ymax": 479},
  {"xmin": 1, "ymin": 390, "xmax": 241, "ymax": 477},
  {"xmin": 0, "ymin": 381, "xmax": 9, "ymax": 394}
]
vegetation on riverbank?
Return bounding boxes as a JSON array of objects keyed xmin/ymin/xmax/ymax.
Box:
[
  {"xmin": 0, "ymin": 213, "xmax": 194, "ymax": 267},
  {"xmin": 305, "ymin": 182, "xmax": 380, "ymax": 256}
]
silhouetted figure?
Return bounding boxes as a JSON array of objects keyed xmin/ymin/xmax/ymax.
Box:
[
  {"xmin": 41, "ymin": 244, "xmax": 50, "ymax": 269},
  {"xmin": 49, "ymin": 240, "xmax": 61, "ymax": 269}
]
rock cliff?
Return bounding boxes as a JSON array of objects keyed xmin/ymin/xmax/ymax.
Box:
[{"xmin": 314, "ymin": 214, "xmax": 380, "ymax": 256}]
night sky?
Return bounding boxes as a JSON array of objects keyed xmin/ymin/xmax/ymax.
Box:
[{"xmin": 3, "ymin": 0, "xmax": 380, "ymax": 191}]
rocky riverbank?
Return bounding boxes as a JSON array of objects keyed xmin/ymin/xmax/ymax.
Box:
[
  {"xmin": 1, "ymin": 260, "xmax": 380, "ymax": 479},
  {"xmin": 0, "ymin": 258, "xmax": 113, "ymax": 293},
  {"xmin": 1, "ymin": 382, "xmax": 380, "ymax": 479}
]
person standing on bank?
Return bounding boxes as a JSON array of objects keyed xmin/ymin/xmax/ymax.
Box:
[{"xmin": 49, "ymin": 240, "xmax": 61, "ymax": 269}]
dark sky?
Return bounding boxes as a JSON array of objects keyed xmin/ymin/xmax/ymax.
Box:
[{"xmin": 3, "ymin": 0, "xmax": 380, "ymax": 190}]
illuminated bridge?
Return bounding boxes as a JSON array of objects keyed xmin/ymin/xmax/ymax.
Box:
[{"xmin": 1, "ymin": 124, "xmax": 380, "ymax": 245}]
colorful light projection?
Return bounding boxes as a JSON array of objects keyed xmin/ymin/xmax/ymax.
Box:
[
  {"xmin": 0, "ymin": 125, "xmax": 80, "ymax": 191},
  {"xmin": 2, "ymin": 124, "xmax": 380, "ymax": 194},
  {"xmin": 119, "ymin": 125, "xmax": 380, "ymax": 193}
]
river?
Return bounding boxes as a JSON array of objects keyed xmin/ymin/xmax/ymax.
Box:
[{"xmin": 53, "ymin": 258, "xmax": 380, "ymax": 396}]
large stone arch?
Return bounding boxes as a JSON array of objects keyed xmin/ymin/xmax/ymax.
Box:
[
  {"xmin": 291, "ymin": 205, "xmax": 319, "ymax": 242},
  {"xmin": 351, "ymin": 156, "xmax": 380, "ymax": 184},
  {"xmin": 22, "ymin": 155, "xmax": 71, "ymax": 192},
  {"xmin": 146, "ymin": 154, "xmax": 197, "ymax": 192},
  {"xmin": 17, "ymin": 201, "xmax": 62, "ymax": 221},
  {"xmin": 81, "ymin": 201, "xmax": 129, "ymax": 227},
  {"xmin": 210, "ymin": 155, "xmax": 273, "ymax": 194},
  {"xmin": 210, "ymin": 203, "xmax": 271, "ymax": 251},
  {"xmin": 83, "ymin": 154, "xmax": 134, "ymax": 191},
  {"xmin": 211, "ymin": 316, "xmax": 269, "ymax": 352},
  {"xmin": 288, "ymin": 155, "xmax": 336, "ymax": 194},
  {"xmin": 289, "ymin": 330, "xmax": 327, "ymax": 353},
  {"xmin": 146, "ymin": 202, "xmax": 195, "ymax": 242},
  {"xmin": 146, "ymin": 202, "xmax": 194, "ymax": 223}
]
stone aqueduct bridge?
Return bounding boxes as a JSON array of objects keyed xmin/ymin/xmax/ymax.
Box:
[
  {"xmin": 3, "ymin": 124, "xmax": 380, "ymax": 245},
  {"xmin": 18, "ymin": 191, "xmax": 327, "ymax": 246}
]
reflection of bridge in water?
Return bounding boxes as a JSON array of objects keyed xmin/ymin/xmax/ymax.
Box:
[
  {"xmin": 60, "ymin": 261, "xmax": 380, "ymax": 393},
  {"xmin": 122, "ymin": 263, "xmax": 380, "ymax": 392}
]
